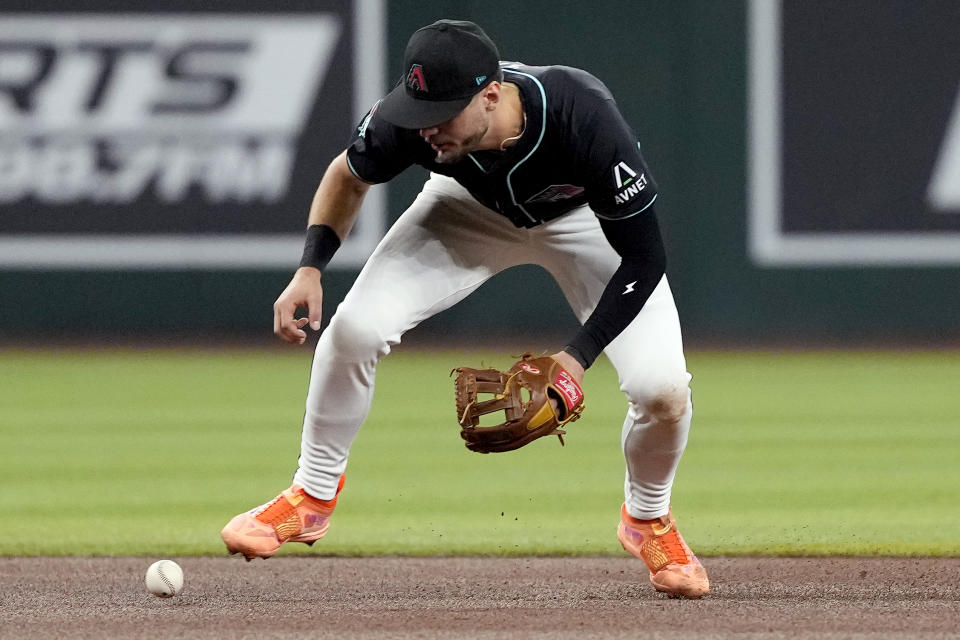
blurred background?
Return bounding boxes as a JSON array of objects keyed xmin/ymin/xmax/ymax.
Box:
[
  {"xmin": 1, "ymin": 0, "xmax": 958, "ymax": 346},
  {"xmin": 2, "ymin": 0, "xmax": 959, "ymax": 559}
]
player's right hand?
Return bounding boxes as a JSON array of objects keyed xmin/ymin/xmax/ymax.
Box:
[{"xmin": 273, "ymin": 267, "xmax": 324, "ymax": 344}]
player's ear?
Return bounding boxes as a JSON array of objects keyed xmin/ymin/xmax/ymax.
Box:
[{"xmin": 482, "ymin": 81, "xmax": 501, "ymax": 111}]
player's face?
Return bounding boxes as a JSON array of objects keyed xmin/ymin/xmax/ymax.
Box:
[{"xmin": 419, "ymin": 93, "xmax": 490, "ymax": 164}]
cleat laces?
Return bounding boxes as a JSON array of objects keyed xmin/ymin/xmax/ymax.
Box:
[{"xmin": 656, "ymin": 530, "xmax": 692, "ymax": 565}]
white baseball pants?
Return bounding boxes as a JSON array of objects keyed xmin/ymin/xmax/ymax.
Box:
[{"xmin": 293, "ymin": 174, "xmax": 693, "ymax": 520}]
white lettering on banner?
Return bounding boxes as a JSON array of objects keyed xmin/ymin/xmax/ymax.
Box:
[
  {"xmin": 927, "ymin": 84, "xmax": 960, "ymax": 212},
  {"xmin": 0, "ymin": 15, "xmax": 340, "ymax": 205},
  {"xmin": 0, "ymin": 138, "xmax": 292, "ymax": 204}
]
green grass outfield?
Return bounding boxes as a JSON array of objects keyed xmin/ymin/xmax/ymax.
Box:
[{"xmin": 1, "ymin": 347, "xmax": 957, "ymax": 557}]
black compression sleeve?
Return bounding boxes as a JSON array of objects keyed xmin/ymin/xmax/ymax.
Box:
[{"xmin": 563, "ymin": 209, "xmax": 666, "ymax": 369}]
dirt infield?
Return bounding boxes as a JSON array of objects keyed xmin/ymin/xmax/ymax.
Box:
[{"xmin": 2, "ymin": 556, "xmax": 958, "ymax": 639}]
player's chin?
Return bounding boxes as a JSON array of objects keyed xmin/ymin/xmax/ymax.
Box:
[{"xmin": 433, "ymin": 146, "xmax": 467, "ymax": 164}]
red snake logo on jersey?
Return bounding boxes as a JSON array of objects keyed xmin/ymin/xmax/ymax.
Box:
[{"xmin": 406, "ymin": 64, "xmax": 428, "ymax": 92}]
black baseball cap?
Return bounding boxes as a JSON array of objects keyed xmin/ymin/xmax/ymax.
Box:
[{"xmin": 377, "ymin": 20, "xmax": 500, "ymax": 129}]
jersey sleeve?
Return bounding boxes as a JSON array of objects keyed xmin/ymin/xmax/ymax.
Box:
[
  {"xmin": 574, "ymin": 97, "xmax": 658, "ymax": 220},
  {"xmin": 344, "ymin": 101, "xmax": 417, "ymax": 184},
  {"xmin": 563, "ymin": 207, "xmax": 666, "ymax": 369}
]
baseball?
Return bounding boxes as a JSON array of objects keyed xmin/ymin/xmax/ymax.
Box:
[{"xmin": 145, "ymin": 560, "xmax": 184, "ymax": 598}]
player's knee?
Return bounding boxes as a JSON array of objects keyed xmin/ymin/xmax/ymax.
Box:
[
  {"xmin": 644, "ymin": 385, "xmax": 690, "ymax": 426},
  {"xmin": 325, "ymin": 312, "xmax": 388, "ymax": 363}
]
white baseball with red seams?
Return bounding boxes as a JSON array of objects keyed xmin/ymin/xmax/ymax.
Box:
[{"xmin": 145, "ymin": 560, "xmax": 184, "ymax": 598}]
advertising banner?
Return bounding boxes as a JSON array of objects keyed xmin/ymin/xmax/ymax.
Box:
[
  {"xmin": 749, "ymin": 0, "xmax": 960, "ymax": 265},
  {"xmin": 0, "ymin": 1, "xmax": 385, "ymax": 268}
]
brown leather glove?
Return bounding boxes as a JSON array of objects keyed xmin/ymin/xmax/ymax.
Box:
[{"xmin": 453, "ymin": 354, "xmax": 585, "ymax": 453}]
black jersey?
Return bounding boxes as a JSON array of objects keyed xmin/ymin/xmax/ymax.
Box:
[{"xmin": 346, "ymin": 63, "xmax": 658, "ymax": 228}]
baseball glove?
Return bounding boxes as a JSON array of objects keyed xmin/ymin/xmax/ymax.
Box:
[{"xmin": 452, "ymin": 353, "xmax": 585, "ymax": 453}]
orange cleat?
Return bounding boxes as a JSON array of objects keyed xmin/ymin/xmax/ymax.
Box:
[
  {"xmin": 617, "ymin": 504, "xmax": 710, "ymax": 598},
  {"xmin": 221, "ymin": 476, "xmax": 344, "ymax": 560}
]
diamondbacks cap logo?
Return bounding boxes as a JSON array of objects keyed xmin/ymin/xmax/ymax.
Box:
[{"xmin": 406, "ymin": 64, "xmax": 427, "ymax": 92}]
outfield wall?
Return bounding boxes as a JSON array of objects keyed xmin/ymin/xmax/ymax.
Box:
[{"xmin": 1, "ymin": 1, "xmax": 958, "ymax": 345}]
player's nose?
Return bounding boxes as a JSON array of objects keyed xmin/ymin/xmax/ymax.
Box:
[{"xmin": 419, "ymin": 125, "xmax": 440, "ymax": 139}]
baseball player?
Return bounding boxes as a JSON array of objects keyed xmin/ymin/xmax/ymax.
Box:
[{"xmin": 221, "ymin": 19, "xmax": 709, "ymax": 598}]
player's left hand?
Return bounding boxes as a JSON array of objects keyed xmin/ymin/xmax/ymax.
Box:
[
  {"xmin": 550, "ymin": 350, "xmax": 584, "ymax": 385},
  {"xmin": 452, "ymin": 353, "xmax": 585, "ymax": 453}
]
